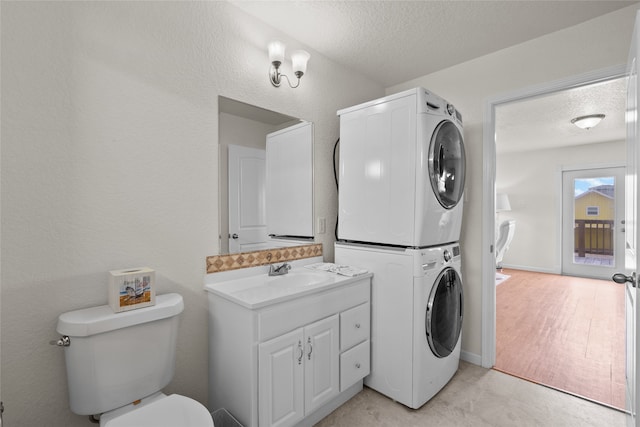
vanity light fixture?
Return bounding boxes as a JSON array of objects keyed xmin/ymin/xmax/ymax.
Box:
[
  {"xmin": 268, "ymin": 41, "xmax": 310, "ymax": 88},
  {"xmin": 571, "ymin": 114, "xmax": 605, "ymax": 130}
]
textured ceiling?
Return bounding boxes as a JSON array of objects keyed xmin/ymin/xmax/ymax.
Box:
[
  {"xmin": 496, "ymin": 77, "xmax": 627, "ymax": 153},
  {"xmin": 229, "ymin": 1, "xmax": 635, "ymax": 152},
  {"xmin": 230, "ymin": 0, "xmax": 636, "ymax": 87}
]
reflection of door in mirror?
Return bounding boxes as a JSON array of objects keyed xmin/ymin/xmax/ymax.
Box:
[
  {"xmin": 218, "ymin": 96, "xmax": 303, "ymax": 254},
  {"xmin": 266, "ymin": 122, "xmax": 314, "ymax": 239},
  {"xmin": 228, "ymin": 145, "xmax": 267, "ymax": 253}
]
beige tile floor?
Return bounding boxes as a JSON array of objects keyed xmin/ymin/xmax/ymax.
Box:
[{"xmin": 315, "ymin": 362, "xmax": 625, "ymax": 427}]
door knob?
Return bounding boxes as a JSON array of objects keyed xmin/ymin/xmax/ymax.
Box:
[
  {"xmin": 612, "ymin": 272, "xmax": 636, "ymax": 287},
  {"xmin": 231, "ymin": 233, "xmax": 239, "ymax": 239}
]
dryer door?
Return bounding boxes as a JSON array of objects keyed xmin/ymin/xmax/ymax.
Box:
[
  {"xmin": 426, "ymin": 267, "xmax": 463, "ymax": 358},
  {"xmin": 428, "ymin": 121, "xmax": 465, "ymax": 209}
]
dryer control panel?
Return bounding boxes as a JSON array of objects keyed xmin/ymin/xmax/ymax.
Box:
[
  {"xmin": 416, "ymin": 244, "xmax": 461, "ymax": 276},
  {"xmin": 419, "ymin": 89, "xmax": 463, "ymax": 125}
]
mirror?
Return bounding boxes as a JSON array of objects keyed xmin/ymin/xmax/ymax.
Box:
[{"xmin": 218, "ymin": 96, "xmax": 314, "ymax": 254}]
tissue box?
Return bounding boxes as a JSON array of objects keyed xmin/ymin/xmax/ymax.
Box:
[{"xmin": 108, "ymin": 267, "xmax": 156, "ymax": 313}]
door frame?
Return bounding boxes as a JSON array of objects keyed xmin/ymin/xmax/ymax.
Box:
[{"xmin": 481, "ymin": 64, "xmax": 627, "ymax": 368}]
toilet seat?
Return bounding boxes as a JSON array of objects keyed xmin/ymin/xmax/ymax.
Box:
[{"xmin": 101, "ymin": 394, "xmax": 214, "ymax": 427}]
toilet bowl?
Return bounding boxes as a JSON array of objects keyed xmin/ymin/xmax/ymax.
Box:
[
  {"xmin": 100, "ymin": 393, "xmax": 213, "ymax": 427},
  {"xmin": 56, "ymin": 293, "xmax": 214, "ymax": 427}
]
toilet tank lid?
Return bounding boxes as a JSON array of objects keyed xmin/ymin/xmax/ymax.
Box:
[{"xmin": 57, "ymin": 293, "xmax": 184, "ymax": 337}]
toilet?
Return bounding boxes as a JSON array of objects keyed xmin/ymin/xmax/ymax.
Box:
[{"xmin": 56, "ymin": 293, "xmax": 214, "ymax": 427}]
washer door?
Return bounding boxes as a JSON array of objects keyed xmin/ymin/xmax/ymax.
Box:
[
  {"xmin": 426, "ymin": 267, "xmax": 463, "ymax": 358},
  {"xmin": 428, "ymin": 120, "xmax": 466, "ymax": 209}
]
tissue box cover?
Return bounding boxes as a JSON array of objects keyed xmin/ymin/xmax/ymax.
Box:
[{"xmin": 108, "ymin": 267, "xmax": 156, "ymax": 313}]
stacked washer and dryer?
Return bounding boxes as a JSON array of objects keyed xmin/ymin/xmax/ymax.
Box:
[{"xmin": 334, "ymin": 87, "xmax": 465, "ymax": 409}]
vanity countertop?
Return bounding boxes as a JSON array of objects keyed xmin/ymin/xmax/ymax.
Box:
[{"xmin": 204, "ymin": 266, "xmax": 372, "ymax": 310}]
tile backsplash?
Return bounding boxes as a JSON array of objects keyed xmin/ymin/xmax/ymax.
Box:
[{"xmin": 206, "ymin": 244, "xmax": 323, "ymax": 274}]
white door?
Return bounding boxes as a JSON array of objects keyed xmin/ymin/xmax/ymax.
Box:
[
  {"xmin": 615, "ymin": 11, "xmax": 640, "ymax": 427},
  {"xmin": 228, "ymin": 144, "xmax": 267, "ymax": 253},
  {"xmin": 562, "ymin": 167, "xmax": 626, "ymax": 279},
  {"xmin": 304, "ymin": 315, "xmax": 340, "ymax": 414},
  {"xmin": 259, "ymin": 328, "xmax": 304, "ymax": 427}
]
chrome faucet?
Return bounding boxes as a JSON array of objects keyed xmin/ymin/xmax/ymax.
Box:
[{"xmin": 268, "ymin": 262, "xmax": 291, "ymax": 276}]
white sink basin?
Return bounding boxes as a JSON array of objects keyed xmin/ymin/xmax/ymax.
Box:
[
  {"xmin": 267, "ymin": 271, "xmax": 332, "ymax": 288},
  {"xmin": 204, "ymin": 265, "xmax": 370, "ymax": 309}
]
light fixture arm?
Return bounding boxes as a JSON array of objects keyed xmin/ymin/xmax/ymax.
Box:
[{"xmin": 269, "ymin": 64, "xmax": 302, "ymax": 88}]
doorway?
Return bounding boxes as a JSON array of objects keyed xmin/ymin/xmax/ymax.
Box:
[{"xmin": 486, "ymin": 68, "xmax": 627, "ymax": 407}]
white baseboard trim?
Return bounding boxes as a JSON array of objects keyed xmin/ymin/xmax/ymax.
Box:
[
  {"xmin": 460, "ymin": 350, "xmax": 482, "ymax": 366},
  {"xmin": 499, "ymin": 263, "xmax": 559, "ymax": 275}
]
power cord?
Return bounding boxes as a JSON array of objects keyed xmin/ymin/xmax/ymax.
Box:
[{"xmin": 333, "ymin": 138, "xmax": 340, "ymax": 240}]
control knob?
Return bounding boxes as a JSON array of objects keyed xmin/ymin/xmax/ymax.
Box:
[{"xmin": 446, "ymin": 104, "xmax": 455, "ymax": 116}]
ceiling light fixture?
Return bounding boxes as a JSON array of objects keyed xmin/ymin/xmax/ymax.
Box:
[
  {"xmin": 268, "ymin": 41, "xmax": 310, "ymax": 88},
  {"xmin": 571, "ymin": 114, "xmax": 605, "ymax": 130}
]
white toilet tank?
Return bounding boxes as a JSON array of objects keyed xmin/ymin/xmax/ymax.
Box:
[{"xmin": 57, "ymin": 293, "xmax": 184, "ymax": 416}]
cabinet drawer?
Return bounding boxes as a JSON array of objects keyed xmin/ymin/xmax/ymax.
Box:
[
  {"xmin": 340, "ymin": 340, "xmax": 370, "ymax": 392},
  {"xmin": 340, "ymin": 302, "xmax": 370, "ymax": 351},
  {"xmin": 259, "ymin": 279, "xmax": 370, "ymax": 342}
]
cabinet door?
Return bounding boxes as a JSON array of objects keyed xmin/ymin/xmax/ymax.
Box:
[
  {"xmin": 304, "ymin": 315, "xmax": 340, "ymax": 414},
  {"xmin": 259, "ymin": 328, "xmax": 304, "ymax": 427}
]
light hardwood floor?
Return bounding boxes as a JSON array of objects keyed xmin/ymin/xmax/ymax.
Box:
[{"xmin": 495, "ymin": 268, "xmax": 625, "ymax": 409}]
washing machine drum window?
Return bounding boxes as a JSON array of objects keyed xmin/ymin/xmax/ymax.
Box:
[
  {"xmin": 428, "ymin": 120, "xmax": 466, "ymax": 209},
  {"xmin": 426, "ymin": 267, "xmax": 463, "ymax": 358}
]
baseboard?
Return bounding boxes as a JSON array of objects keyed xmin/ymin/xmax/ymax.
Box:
[
  {"xmin": 499, "ymin": 263, "xmax": 560, "ymax": 275},
  {"xmin": 460, "ymin": 350, "xmax": 482, "ymax": 366}
]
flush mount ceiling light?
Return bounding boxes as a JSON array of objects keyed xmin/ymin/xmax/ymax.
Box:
[
  {"xmin": 571, "ymin": 114, "xmax": 605, "ymax": 130},
  {"xmin": 268, "ymin": 41, "xmax": 310, "ymax": 88}
]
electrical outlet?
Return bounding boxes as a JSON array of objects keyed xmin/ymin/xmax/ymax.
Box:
[{"xmin": 317, "ymin": 217, "xmax": 326, "ymax": 234}]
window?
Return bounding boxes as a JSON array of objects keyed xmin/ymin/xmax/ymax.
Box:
[{"xmin": 586, "ymin": 206, "xmax": 599, "ymax": 216}]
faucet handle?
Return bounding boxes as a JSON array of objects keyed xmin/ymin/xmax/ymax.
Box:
[{"xmin": 268, "ymin": 262, "xmax": 291, "ymax": 276}]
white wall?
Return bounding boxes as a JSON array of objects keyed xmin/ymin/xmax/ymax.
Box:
[
  {"xmin": 497, "ymin": 140, "xmax": 626, "ymax": 272},
  {"xmin": 387, "ymin": 4, "xmax": 639, "ymax": 360},
  {"xmin": 0, "ymin": 2, "xmax": 383, "ymax": 426}
]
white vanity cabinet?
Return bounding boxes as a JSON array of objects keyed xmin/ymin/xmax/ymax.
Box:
[
  {"xmin": 206, "ymin": 272, "xmax": 371, "ymax": 427},
  {"xmin": 259, "ymin": 315, "xmax": 339, "ymax": 427}
]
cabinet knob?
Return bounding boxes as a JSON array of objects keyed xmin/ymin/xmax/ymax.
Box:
[
  {"xmin": 355, "ymin": 323, "xmax": 361, "ymax": 329},
  {"xmin": 355, "ymin": 362, "xmax": 361, "ymax": 369}
]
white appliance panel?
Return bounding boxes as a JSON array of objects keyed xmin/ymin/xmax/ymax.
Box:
[
  {"xmin": 339, "ymin": 94, "xmax": 417, "ymax": 246},
  {"xmin": 335, "ymin": 242, "xmax": 462, "ymax": 409},
  {"xmin": 334, "ymin": 244, "xmax": 415, "ymax": 404},
  {"xmin": 412, "ymin": 252, "xmax": 462, "ymax": 406},
  {"xmin": 415, "ymin": 115, "xmax": 465, "ymax": 246},
  {"xmin": 338, "ymin": 88, "xmax": 464, "ymax": 248}
]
